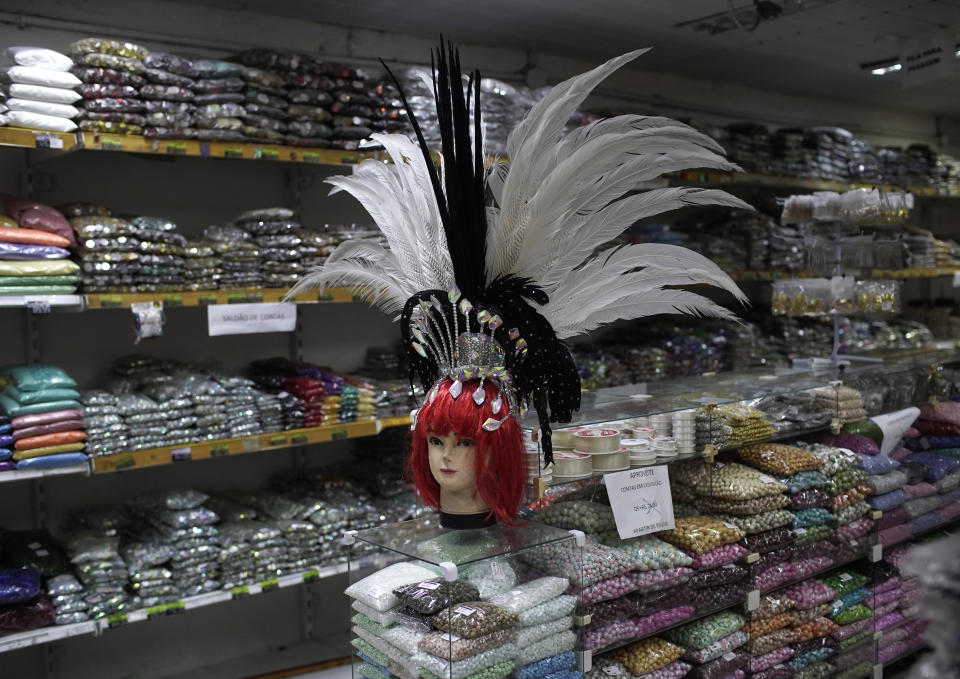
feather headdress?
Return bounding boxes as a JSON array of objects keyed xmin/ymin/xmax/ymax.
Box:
[{"xmin": 289, "ymin": 43, "xmax": 750, "ymax": 463}]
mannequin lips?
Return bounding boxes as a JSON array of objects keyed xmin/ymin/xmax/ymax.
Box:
[{"xmin": 439, "ymin": 468, "xmax": 457, "ymax": 475}]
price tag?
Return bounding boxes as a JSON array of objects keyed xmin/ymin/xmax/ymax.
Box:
[
  {"xmin": 210, "ymin": 445, "xmax": 229, "ymax": 457},
  {"xmin": 25, "ymin": 298, "xmax": 51, "ymax": 314},
  {"xmin": 99, "ymin": 295, "xmax": 123, "ymax": 308},
  {"xmin": 101, "ymin": 138, "xmax": 123, "ymax": 151},
  {"xmin": 165, "ymin": 141, "xmax": 186, "ymax": 155},
  {"xmin": 198, "ymin": 294, "xmax": 217, "ymax": 306},
  {"xmin": 166, "ymin": 602, "xmax": 185, "ymax": 615},
  {"xmin": 303, "ymin": 570, "xmax": 319, "ymax": 583},
  {"xmin": 603, "ymin": 466, "xmax": 675, "ymax": 540},
  {"xmin": 224, "ymin": 146, "xmax": 243, "ymax": 159},
  {"xmin": 440, "ymin": 632, "xmax": 462, "ymax": 642},
  {"xmin": 722, "ymin": 653, "xmax": 736, "ymax": 661},
  {"xmin": 303, "ymin": 151, "xmax": 320, "ymax": 163},
  {"xmin": 290, "ymin": 434, "xmax": 308, "ymax": 445},
  {"xmin": 418, "ymin": 581, "xmax": 440, "ymax": 590},
  {"xmin": 241, "ymin": 437, "xmax": 260, "ymax": 453},
  {"xmin": 261, "ymin": 578, "xmax": 279, "ymax": 592},
  {"xmin": 107, "ymin": 612, "xmax": 127, "ymax": 628},
  {"xmin": 266, "ymin": 435, "xmax": 287, "ymax": 447},
  {"xmin": 255, "ymin": 147, "xmax": 279, "ymax": 160},
  {"xmin": 230, "ymin": 585, "xmax": 250, "ymax": 599},
  {"xmin": 34, "ymin": 133, "xmax": 64, "ymax": 149},
  {"xmin": 146, "ymin": 604, "xmax": 168, "ymax": 619},
  {"xmin": 162, "ymin": 294, "xmax": 183, "ymax": 307},
  {"xmin": 602, "ymin": 667, "xmax": 623, "ymax": 676},
  {"xmin": 490, "ymin": 561, "xmax": 506, "ymax": 579},
  {"xmin": 758, "ymin": 475, "xmax": 777, "ymax": 484},
  {"xmin": 839, "ymin": 573, "xmax": 853, "ymax": 582},
  {"xmin": 171, "ymin": 447, "xmax": 191, "ymax": 462},
  {"xmin": 453, "ymin": 606, "xmax": 476, "ymax": 616},
  {"xmin": 207, "ymin": 303, "xmax": 297, "ymax": 336}
]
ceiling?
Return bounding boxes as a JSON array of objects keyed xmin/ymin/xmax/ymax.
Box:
[{"xmin": 180, "ymin": 0, "xmax": 960, "ymax": 115}]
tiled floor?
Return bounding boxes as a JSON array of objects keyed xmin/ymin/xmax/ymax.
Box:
[{"xmin": 297, "ymin": 662, "xmax": 354, "ymax": 679}]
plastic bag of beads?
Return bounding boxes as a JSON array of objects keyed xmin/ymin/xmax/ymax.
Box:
[
  {"xmin": 821, "ymin": 434, "xmax": 878, "ymax": 456},
  {"xmin": 743, "ymin": 526, "xmax": 795, "ymax": 553},
  {"xmin": 540, "ymin": 501, "xmax": 615, "ymax": 534},
  {"xmin": 686, "ymin": 543, "xmax": 747, "ymax": 570},
  {"xmin": 394, "ymin": 578, "xmax": 480, "ymax": 616},
  {"xmin": 824, "ymin": 468, "xmax": 869, "ymax": 495},
  {"xmin": 829, "ymin": 486, "xmax": 871, "ymax": 511},
  {"xmin": 430, "ymin": 602, "xmax": 518, "ymax": 639},
  {"xmin": 792, "ymin": 617, "xmax": 838, "ymax": 643},
  {"xmin": 489, "ymin": 577, "xmax": 568, "ymax": 615},
  {"xmin": 461, "ymin": 560, "xmax": 516, "ymax": 600},
  {"xmin": 752, "ymin": 592, "xmax": 796, "ymax": 620},
  {"xmin": 783, "ymin": 580, "xmax": 838, "ymax": 610},
  {"xmin": 344, "ymin": 562, "xmax": 438, "ymax": 612},
  {"xmin": 632, "ymin": 567, "xmax": 693, "ymax": 594},
  {"xmin": 788, "ymin": 603, "xmax": 831, "ymax": 625},
  {"xmin": 790, "ymin": 489, "xmax": 830, "ymax": 510},
  {"xmin": 687, "ymin": 563, "xmax": 747, "ymax": 589},
  {"xmin": 737, "ymin": 443, "xmax": 823, "ymax": 476},
  {"xmin": 867, "ymin": 488, "xmax": 907, "ymax": 512},
  {"xmin": 750, "ymin": 645, "xmax": 795, "ymax": 673},
  {"xmin": 748, "ymin": 628, "xmax": 797, "ymax": 655},
  {"xmin": 418, "ymin": 628, "xmax": 513, "ymax": 661},
  {"xmin": 821, "ymin": 571, "xmax": 868, "ymax": 597},
  {"xmin": 833, "ymin": 501, "xmax": 869, "ymax": 525},
  {"xmin": 70, "ymin": 38, "xmax": 147, "ymax": 60},
  {"xmin": 903, "ymin": 481, "xmax": 936, "ymax": 498},
  {"xmin": 517, "ymin": 595, "xmax": 577, "ymax": 627},
  {"xmin": 854, "ymin": 452, "xmax": 896, "ymax": 475},
  {"xmin": 694, "ymin": 463, "xmax": 788, "ymax": 500},
  {"xmin": 686, "ymin": 652, "xmax": 748, "ymax": 679},
  {"xmin": 578, "ymin": 575, "xmax": 636, "ymax": 604},
  {"xmin": 743, "ymin": 612, "xmax": 792, "ymax": 638},
  {"xmin": 777, "ymin": 471, "xmax": 830, "ymax": 493},
  {"xmin": 515, "ymin": 630, "xmax": 576, "ymax": 666},
  {"xmin": 522, "ymin": 542, "xmax": 631, "ymax": 588},
  {"xmin": 801, "ymin": 444, "xmax": 859, "ymax": 476},
  {"xmin": 584, "ymin": 618, "xmax": 636, "ymax": 651},
  {"xmin": 903, "ymin": 494, "xmax": 941, "ymax": 517},
  {"xmin": 665, "ymin": 611, "xmax": 744, "ymax": 650},
  {"xmin": 791, "ymin": 508, "xmax": 834, "ymax": 528},
  {"xmin": 713, "ymin": 510, "xmax": 794, "ymax": 535},
  {"xmin": 866, "ymin": 470, "xmax": 909, "ymax": 495},
  {"xmin": 611, "ymin": 637, "xmax": 685, "ymax": 676},
  {"xmin": 788, "ymin": 647, "xmax": 835, "ymax": 671},
  {"xmin": 696, "ymin": 493, "xmax": 790, "ymax": 516},
  {"xmin": 414, "ymin": 641, "xmax": 517, "ymax": 679},
  {"xmin": 517, "ymin": 616, "xmax": 573, "ymax": 649},
  {"xmin": 656, "ymin": 517, "xmax": 745, "ymax": 554},
  {"xmin": 934, "ymin": 468, "xmax": 960, "ymax": 493},
  {"xmin": 351, "ymin": 600, "xmax": 397, "ymax": 627},
  {"xmin": 831, "ymin": 603, "xmax": 872, "ymax": 625},
  {"xmin": 516, "ymin": 652, "xmax": 574, "ymax": 679},
  {"xmin": 615, "ymin": 536, "xmax": 693, "ymax": 571},
  {"xmin": 46, "ymin": 574, "xmax": 83, "ymax": 596}
]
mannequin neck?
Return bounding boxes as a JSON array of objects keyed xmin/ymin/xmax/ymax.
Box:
[{"xmin": 439, "ymin": 487, "xmax": 490, "ymax": 515}]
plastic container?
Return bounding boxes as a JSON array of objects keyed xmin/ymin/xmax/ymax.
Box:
[
  {"xmin": 553, "ymin": 452, "xmax": 592, "ymax": 477},
  {"xmin": 574, "ymin": 429, "xmax": 621, "ymax": 453},
  {"xmin": 590, "ymin": 448, "xmax": 630, "ymax": 472}
]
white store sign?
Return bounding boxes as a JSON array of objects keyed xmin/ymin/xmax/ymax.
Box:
[
  {"xmin": 207, "ymin": 303, "xmax": 297, "ymax": 336},
  {"xmin": 604, "ymin": 465, "xmax": 675, "ymax": 540}
]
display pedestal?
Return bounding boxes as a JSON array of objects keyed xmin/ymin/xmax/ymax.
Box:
[{"xmin": 344, "ymin": 515, "xmax": 586, "ymax": 679}]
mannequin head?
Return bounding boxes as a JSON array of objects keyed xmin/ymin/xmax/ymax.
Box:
[{"xmin": 409, "ymin": 378, "xmax": 526, "ymax": 524}]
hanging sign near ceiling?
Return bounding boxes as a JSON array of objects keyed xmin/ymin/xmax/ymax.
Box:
[{"xmin": 901, "ymin": 29, "xmax": 956, "ymax": 88}]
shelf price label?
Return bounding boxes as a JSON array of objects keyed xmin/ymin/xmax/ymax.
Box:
[
  {"xmin": 603, "ymin": 466, "xmax": 675, "ymax": 540},
  {"xmin": 165, "ymin": 141, "xmax": 186, "ymax": 155},
  {"xmin": 261, "ymin": 578, "xmax": 279, "ymax": 592},
  {"xmin": 230, "ymin": 585, "xmax": 250, "ymax": 599},
  {"xmin": 107, "ymin": 612, "xmax": 127, "ymax": 628},
  {"xmin": 224, "ymin": 146, "xmax": 243, "ymax": 159},
  {"xmin": 303, "ymin": 569, "xmax": 320, "ymax": 583}
]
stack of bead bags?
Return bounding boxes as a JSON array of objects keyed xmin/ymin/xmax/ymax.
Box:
[
  {"xmin": 2, "ymin": 46, "xmax": 81, "ymax": 133},
  {"xmin": 0, "ymin": 364, "xmax": 87, "ymax": 471},
  {"xmin": 0, "ymin": 195, "xmax": 78, "ymax": 294}
]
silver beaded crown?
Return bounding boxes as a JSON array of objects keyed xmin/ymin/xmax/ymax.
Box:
[{"xmin": 409, "ymin": 285, "xmax": 528, "ymax": 432}]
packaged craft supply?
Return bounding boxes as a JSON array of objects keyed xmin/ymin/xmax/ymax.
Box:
[
  {"xmin": 610, "ymin": 637, "xmax": 685, "ymax": 676},
  {"xmin": 656, "ymin": 516, "xmax": 745, "ymax": 554}
]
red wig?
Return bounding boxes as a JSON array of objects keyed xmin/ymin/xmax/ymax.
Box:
[{"xmin": 408, "ymin": 378, "xmax": 526, "ymax": 524}]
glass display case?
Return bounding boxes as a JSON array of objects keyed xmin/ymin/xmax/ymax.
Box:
[{"xmin": 344, "ymin": 515, "xmax": 587, "ymax": 679}]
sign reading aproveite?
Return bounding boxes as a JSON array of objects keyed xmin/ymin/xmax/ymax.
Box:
[
  {"xmin": 603, "ymin": 465, "xmax": 675, "ymax": 540},
  {"xmin": 207, "ymin": 303, "xmax": 297, "ymax": 336}
]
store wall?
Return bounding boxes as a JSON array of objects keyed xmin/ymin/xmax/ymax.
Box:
[{"xmin": 0, "ymin": 0, "xmax": 950, "ymax": 149}]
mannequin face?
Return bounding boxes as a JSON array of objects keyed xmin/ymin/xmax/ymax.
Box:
[{"xmin": 427, "ymin": 430, "xmax": 480, "ymax": 497}]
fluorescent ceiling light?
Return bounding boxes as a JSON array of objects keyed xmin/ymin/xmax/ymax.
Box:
[{"xmin": 863, "ymin": 45, "xmax": 960, "ymax": 76}]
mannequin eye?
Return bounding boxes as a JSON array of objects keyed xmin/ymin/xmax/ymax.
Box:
[
  {"xmin": 428, "ymin": 436, "xmax": 443, "ymax": 445},
  {"xmin": 457, "ymin": 438, "xmax": 475, "ymax": 447}
]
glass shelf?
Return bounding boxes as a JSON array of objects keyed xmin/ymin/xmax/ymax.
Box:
[{"xmin": 351, "ymin": 514, "xmax": 575, "ymax": 567}]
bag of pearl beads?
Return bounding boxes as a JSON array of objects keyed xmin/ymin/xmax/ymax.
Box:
[
  {"xmin": 682, "ymin": 630, "xmax": 748, "ymax": 664},
  {"xmin": 692, "ymin": 463, "xmax": 788, "ymax": 500},
  {"xmin": 665, "ymin": 611, "xmax": 745, "ymax": 650},
  {"xmin": 520, "ymin": 542, "xmax": 636, "ymax": 587},
  {"xmin": 517, "ymin": 594, "xmax": 577, "ymax": 627},
  {"xmin": 516, "ymin": 652, "xmax": 575, "ymax": 679},
  {"xmin": 488, "ymin": 577, "xmax": 569, "ymax": 616},
  {"xmin": 394, "ymin": 578, "xmax": 480, "ymax": 616},
  {"xmin": 515, "ymin": 629, "xmax": 577, "ymax": 666},
  {"xmin": 539, "ymin": 501, "xmax": 615, "ymax": 535},
  {"xmin": 413, "ymin": 641, "xmax": 518, "ymax": 679},
  {"xmin": 655, "ymin": 516, "xmax": 745, "ymax": 555},
  {"xmin": 735, "ymin": 443, "xmax": 824, "ymax": 476},
  {"xmin": 344, "ymin": 561, "xmax": 439, "ymax": 612},
  {"xmin": 613, "ymin": 536, "xmax": 693, "ymax": 571},
  {"xmin": 610, "ymin": 637, "xmax": 685, "ymax": 676},
  {"xmin": 429, "ymin": 602, "xmax": 518, "ymax": 639},
  {"xmin": 418, "ymin": 628, "xmax": 514, "ymax": 662},
  {"xmin": 695, "ymin": 493, "xmax": 790, "ymax": 516},
  {"xmin": 685, "ymin": 651, "xmax": 749, "ymax": 679}
]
